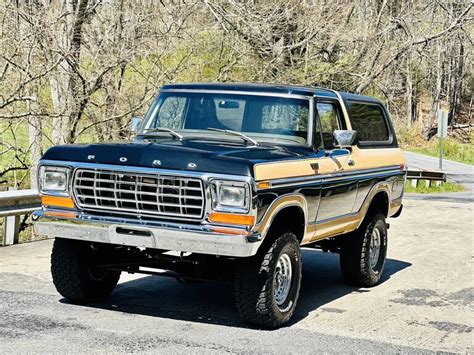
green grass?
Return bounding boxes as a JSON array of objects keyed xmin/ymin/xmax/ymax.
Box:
[
  {"xmin": 0, "ymin": 121, "xmax": 31, "ymax": 189},
  {"xmin": 0, "ymin": 119, "xmax": 98, "ymax": 190},
  {"xmin": 406, "ymin": 136, "xmax": 474, "ymax": 165},
  {"xmin": 405, "ymin": 181, "xmax": 465, "ymax": 194}
]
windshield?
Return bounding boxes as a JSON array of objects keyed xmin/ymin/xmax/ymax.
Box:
[{"xmin": 139, "ymin": 92, "xmax": 310, "ymax": 145}]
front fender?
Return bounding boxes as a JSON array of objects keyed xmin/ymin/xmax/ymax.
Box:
[{"xmin": 252, "ymin": 193, "xmax": 308, "ymax": 241}]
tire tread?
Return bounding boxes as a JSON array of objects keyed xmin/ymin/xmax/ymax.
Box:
[
  {"xmin": 51, "ymin": 238, "xmax": 120, "ymax": 302},
  {"xmin": 339, "ymin": 211, "xmax": 387, "ymax": 287},
  {"xmin": 235, "ymin": 232, "xmax": 301, "ymax": 328}
]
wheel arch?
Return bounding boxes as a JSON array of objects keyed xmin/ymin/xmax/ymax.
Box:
[
  {"xmin": 254, "ymin": 194, "xmax": 308, "ymax": 245},
  {"xmin": 357, "ymin": 182, "xmax": 391, "ymax": 229},
  {"xmin": 369, "ymin": 191, "xmax": 390, "ymax": 217}
]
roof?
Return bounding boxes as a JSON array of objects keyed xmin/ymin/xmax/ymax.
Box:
[{"xmin": 160, "ymin": 82, "xmax": 382, "ymax": 104}]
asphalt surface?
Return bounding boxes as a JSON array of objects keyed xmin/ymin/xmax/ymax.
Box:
[{"xmin": 1, "ymin": 197, "xmax": 473, "ymax": 354}]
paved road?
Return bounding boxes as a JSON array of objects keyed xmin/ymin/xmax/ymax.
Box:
[
  {"xmin": 404, "ymin": 151, "xmax": 474, "ymax": 191},
  {"xmin": 1, "ymin": 198, "xmax": 472, "ymax": 353}
]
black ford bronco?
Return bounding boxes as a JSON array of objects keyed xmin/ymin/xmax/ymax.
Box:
[{"xmin": 34, "ymin": 83, "xmax": 406, "ymax": 328}]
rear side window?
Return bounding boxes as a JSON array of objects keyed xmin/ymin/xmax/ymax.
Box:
[{"xmin": 348, "ymin": 102, "xmax": 390, "ymax": 142}]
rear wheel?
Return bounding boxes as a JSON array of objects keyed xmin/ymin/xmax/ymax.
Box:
[
  {"xmin": 51, "ymin": 238, "xmax": 121, "ymax": 302},
  {"xmin": 339, "ymin": 211, "xmax": 388, "ymax": 287},
  {"xmin": 234, "ymin": 232, "xmax": 302, "ymax": 328}
]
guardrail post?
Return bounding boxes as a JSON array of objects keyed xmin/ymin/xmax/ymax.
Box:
[
  {"xmin": 406, "ymin": 169, "xmax": 447, "ymax": 190},
  {"xmin": 2, "ymin": 187, "xmax": 20, "ymax": 246},
  {"xmin": 0, "ymin": 188, "xmax": 40, "ymax": 246},
  {"xmin": 3, "ymin": 214, "xmax": 20, "ymax": 246}
]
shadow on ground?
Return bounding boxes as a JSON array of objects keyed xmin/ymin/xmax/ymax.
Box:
[{"xmin": 63, "ymin": 249, "xmax": 411, "ymax": 328}]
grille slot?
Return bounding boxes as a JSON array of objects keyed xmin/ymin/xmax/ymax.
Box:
[{"xmin": 73, "ymin": 169, "xmax": 205, "ymax": 220}]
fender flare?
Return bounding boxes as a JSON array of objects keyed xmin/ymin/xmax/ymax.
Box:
[
  {"xmin": 356, "ymin": 182, "xmax": 391, "ymax": 228},
  {"xmin": 253, "ymin": 193, "xmax": 308, "ymax": 241}
]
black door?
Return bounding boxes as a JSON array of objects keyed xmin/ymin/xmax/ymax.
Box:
[{"xmin": 313, "ymin": 101, "xmax": 358, "ymax": 223}]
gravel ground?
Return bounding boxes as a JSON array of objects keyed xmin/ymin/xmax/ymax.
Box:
[{"xmin": 0, "ymin": 196, "xmax": 472, "ymax": 354}]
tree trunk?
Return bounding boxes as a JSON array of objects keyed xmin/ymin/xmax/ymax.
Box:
[
  {"xmin": 27, "ymin": 92, "xmax": 42, "ymax": 189},
  {"xmin": 448, "ymin": 39, "xmax": 464, "ymax": 126},
  {"xmin": 423, "ymin": 45, "xmax": 443, "ymax": 140},
  {"xmin": 405, "ymin": 56, "xmax": 413, "ymax": 128},
  {"xmin": 50, "ymin": 0, "xmax": 89, "ymax": 145},
  {"xmin": 16, "ymin": 0, "xmax": 43, "ymax": 188}
]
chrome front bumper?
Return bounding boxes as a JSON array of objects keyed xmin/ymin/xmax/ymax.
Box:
[{"xmin": 33, "ymin": 211, "xmax": 262, "ymax": 257}]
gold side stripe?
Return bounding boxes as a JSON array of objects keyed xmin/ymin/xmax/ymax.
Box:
[
  {"xmin": 254, "ymin": 147, "xmax": 405, "ymax": 181},
  {"xmin": 258, "ymin": 166, "xmax": 403, "ymax": 190}
]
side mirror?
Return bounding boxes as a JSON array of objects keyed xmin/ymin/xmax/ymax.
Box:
[
  {"xmin": 333, "ymin": 130, "xmax": 357, "ymax": 148},
  {"xmin": 130, "ymin": 116, "xmax": 142, "ymax": 133}
]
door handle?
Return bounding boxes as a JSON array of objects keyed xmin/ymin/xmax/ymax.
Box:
[{"xmin": 347, "ymin": 159, "xmax": 356, "ymax": 167}]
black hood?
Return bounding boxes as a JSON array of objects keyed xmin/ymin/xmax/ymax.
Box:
[{"xmin": 41, "ymin": 138, "xmax": 311, "ymax": 177}]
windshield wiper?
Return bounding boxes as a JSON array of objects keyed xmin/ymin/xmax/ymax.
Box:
[
  {"xmin": 143, "ymin": 127, "xmax": 183, "ymax": 140},
  {"xmin": 207, "ymin": 128, "xmax": 259, "ymax": 147}
]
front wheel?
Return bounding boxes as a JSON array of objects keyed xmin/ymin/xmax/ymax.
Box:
[
  {"xmin": 339, "ymin": 211, "xmax": 388, "ymax": 287},
  {"xmin": 234, "ymin": 232, "xmax": 302, "ymax": 328},
  {"xmin": 51, "ymin": 238, "xmax": 121, "ymax": 302}
]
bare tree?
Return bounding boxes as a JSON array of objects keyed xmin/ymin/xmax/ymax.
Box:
[{"xmin": 0, "ymin": 0, "xmax": 472, "ymax": 191}]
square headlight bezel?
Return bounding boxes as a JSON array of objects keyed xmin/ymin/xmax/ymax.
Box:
[
  {"xmin": 210, "ymin": 180, "xmax": 250, "ymax": 213},
  {"xmin": 38, "ymin": 165, "xmax": 71, "ymax": 196}
]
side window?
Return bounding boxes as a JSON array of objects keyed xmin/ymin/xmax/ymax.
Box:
[
  {"xmin": 316, "ymin": 102, "xmax": 340, "ymax": 149},
  {"xmin": 157, "ymin": 96, "xmax": 187, "ymax": 129},
  {"xmin": 348, "ymin": 102, "xmax": 390, "ymax": 142}
]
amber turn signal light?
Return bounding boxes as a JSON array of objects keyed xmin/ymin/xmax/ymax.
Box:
[
  {"xmin": 43, "ymin": 210, "xmax": 77, "ymax": 219},
  {"xmin": 257, "ymin": 181, "xmax": 271, "ymax": 189},
  {"xmin": 209, "ymin": 212, "xmax": 255, "ymax": 226},
  {"xmin": 41, "ymin": 195, "xmax": 75, "ymax": 209},
  {"xmin": 210, "ymin": 227, "xmax": 251, "ymax": 235}
]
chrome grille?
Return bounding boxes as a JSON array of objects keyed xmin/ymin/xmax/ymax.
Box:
[{"xmin": 73, "ymin": 169, "xmax": 205, "ymax": 219}]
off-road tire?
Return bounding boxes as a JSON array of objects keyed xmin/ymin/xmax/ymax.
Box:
[
  {"xmin": 339, "ymin": 211, "xmax": 388, "ymax": 287},
  {"xmin": 235, "ymin": 232, "xmax": 302, "ymax": 328},
  {"xmin": 51, "ymin": 238, "xmax": 121, "ymax": 302}
]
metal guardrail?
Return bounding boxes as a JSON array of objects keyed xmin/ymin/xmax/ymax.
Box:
[
  {"xmin": 406, "ymin": 169, "xmax": 447, "ymax": 188},
  {"xmin": 0, "ymin": 189, "xmax": 41, "ymax": 246},
  {"xmin": 406, "ymin": 169, "xmax": 447, "ymax": 181}
]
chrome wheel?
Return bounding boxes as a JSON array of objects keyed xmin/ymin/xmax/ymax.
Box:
[
  {"xmin": 369, "ymin": 227, "xmax": 381, "ymax": 270},
  {"xmin": 273, "ymin": 253, "xmax": 293, "ymax": 307}
]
